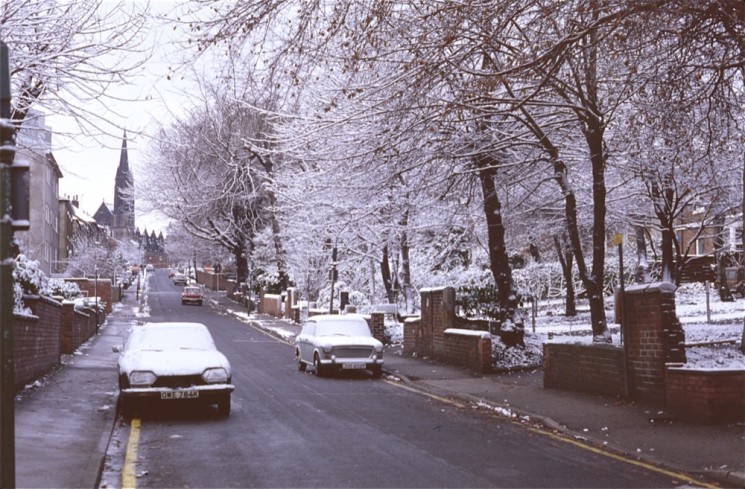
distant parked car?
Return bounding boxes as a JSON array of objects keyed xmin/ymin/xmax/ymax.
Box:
[
  {"xmin": 172, "ymin": 273, "xmax": 188, "ymax": 285},
  {"xmin": 117, "ymin": 322, "xmax": 234, "ymax": 417},
  {"xmin": 145, "ymin": 264, "xmax": 154, "ymax": 272},
  {"xmin": 181, "ymin": 286, "xmax": 204, "ymax": 306},
  {"xmin": 295, "ymin": 314, "xmax": 384, "ymax": 377}
]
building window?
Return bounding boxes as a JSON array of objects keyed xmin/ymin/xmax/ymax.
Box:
[{"xmin": 696, "ymin": 237, "xmax": 706, "ymax": 256}]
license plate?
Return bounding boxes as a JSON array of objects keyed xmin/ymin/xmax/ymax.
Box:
[
  {"xmin": 161, "ymin": 390, "xmax": 199, "ymax": 400},
  {"xmin": 342, "ymin": 363, "xmax": 366, "ymax": 370}
]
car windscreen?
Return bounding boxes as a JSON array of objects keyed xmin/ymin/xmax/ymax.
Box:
[
  {"xmin": 314, "ymin": 321, "xmax": 371, "ymax": 337},
  {"xmin": 128, "ymin": 326, "xmax": 216, "ymax": 352}
]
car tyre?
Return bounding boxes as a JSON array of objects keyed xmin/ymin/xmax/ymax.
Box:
[
  {"xmin": 217, "ymin": 393, "xmax": 231, "ymax": 417},
  {"xmin": 313, "ymin": 354, "xmax": 325, "ymax": 377},
  {"xmin": 297, "ymin": 351, "xmax": 306, "ymax": 372},
  {"xmin": 371, "ymin": 366, "xmax": 383, "ymax": 379}
]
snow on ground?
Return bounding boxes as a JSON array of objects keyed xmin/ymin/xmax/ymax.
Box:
[
  {"xmin": 496, "ymin": 283, "xmax": 744, "ymax": 370},
  {"xmin": 222, "ymin": 282, "xmax": 742, "ymax": 371}
]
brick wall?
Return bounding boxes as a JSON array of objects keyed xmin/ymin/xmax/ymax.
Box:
[
  {"xmin": 543, "ymin": 343, "xmax": 625, "ymax": 396},
  {"xmin": 14, "ymin": 297, "xmax": 62, "ymax": 390},
  {"xmin": 59, "ymin": 302, "xmax": 96, "ymax": 354},
  {"xmin": 285, "ymin": 288, "xmax": 298, "ymax": 320},
  {"xmin": 404, "ymin": 287, "xmax": 493, "ymax": 373},
  {"xmin": 403, "ymin": 317, "xmax": 422, "ymax": 354},
  {"xmin": 624, "ymin": 282, "xmax": 685, "ymax": 403},
  {"xmin": 197, "ymin": 271, "xmax": 234, "ymax": 291},
  {"xmin": 65, "ymin": 278, "xmax": 113, "ymax": 314},
  {"xmin": 367, "ymin": 312, "xmax": 386, "ymax": 344},
  {"xmin": 259, "ymin": 292, "xmax": 283, "ymax": 317},
  {"xmin": 665, "ymin": 367, "xmax": 745, "ymax": 423},
  {"xmin": 443, "ymin": 329, "xmax": 492, "ymax": 372}
]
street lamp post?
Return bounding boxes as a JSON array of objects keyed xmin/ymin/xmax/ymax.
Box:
[
  {"xmin": 94, "ymin": 266, "xmax": 99, "ymax": 334},
  {"xmin": 328, "ymin": 246, "xmax": 338, "ymax": 314}
]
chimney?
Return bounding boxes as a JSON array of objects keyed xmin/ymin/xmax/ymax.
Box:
[{"xmin": 72, "ymin": 195, "xmax": 79, "ymax": 208}]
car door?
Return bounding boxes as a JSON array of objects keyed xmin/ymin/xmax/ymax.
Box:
[{"xmin": 297, "ymin": 321, "xmax": 316, "ymax": 363}]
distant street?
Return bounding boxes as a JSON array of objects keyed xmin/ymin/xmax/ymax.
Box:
[{"xmin": 104, "ymin": 269, "xmax": 684, "ymax": 488}]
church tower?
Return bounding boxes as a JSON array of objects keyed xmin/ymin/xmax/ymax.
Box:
[{"xmin": 111, "ymin": 130, "xmax": 135, "ymax": 242}]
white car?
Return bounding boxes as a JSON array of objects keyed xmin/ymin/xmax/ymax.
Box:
[
  {"xmin": 117, "ymin": 322, "xmax": 234, "ymax": 417},
  {"xmin": 295, "ymin": 314, "xmax": 384, "ymax": 377},
  {"xmin": 172, "ymin": 273, "xmax": 188, "ymax": 285}
]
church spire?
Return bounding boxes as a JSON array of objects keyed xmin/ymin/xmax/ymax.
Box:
[{"xmin": 113, "ymin": 130, "xmax": 133, "ymax": 215}]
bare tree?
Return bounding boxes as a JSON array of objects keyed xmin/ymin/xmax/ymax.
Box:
[
  {"xmin": 2, "ymin": 0, "xmax": 149, "ymax": 132},
  {"xmin": 139, "ymin": 80, "xmax": 274, "ymax": 287}
]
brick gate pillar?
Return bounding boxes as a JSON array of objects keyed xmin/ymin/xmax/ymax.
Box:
[{"xmin": 623, "ymin": 282, "xmax": 686, "ymax": 403}]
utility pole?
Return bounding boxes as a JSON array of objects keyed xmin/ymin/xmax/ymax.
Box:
[
  {"xmin": 0, "ymin": 40, "xmax": 30, "ymax": 488},
  {"xmin": 0, "ymin": 40, "xmax": 16, "ymax": 489}
]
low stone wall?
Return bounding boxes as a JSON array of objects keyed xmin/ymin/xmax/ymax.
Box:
[
  {"xmin": 665, "ymin": 366, "xmax": 745, "ymax": 423},
  {"xmin": 543, "ymin": 343, "xmax": 625, "ymax": 397}
]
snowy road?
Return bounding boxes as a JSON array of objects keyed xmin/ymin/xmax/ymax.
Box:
[{"xmin": 102, "ymin": 270, "xmax": 688, "ymax": 488}]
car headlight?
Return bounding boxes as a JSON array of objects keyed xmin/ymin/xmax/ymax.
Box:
[
  {"xmin": 129, "ymin": 370, "xmax": 157, "ymax": 387},
  {"xmin": 202, "ymin": 367, "xmax": 229, "ymax": 384},
  {"xmin": 321, "ymin": 343, "xmax": 333, "ymax": 354}
]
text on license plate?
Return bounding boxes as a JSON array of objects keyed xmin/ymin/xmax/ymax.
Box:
[
  {"xmin": 342, "ymin": 363, "xmax": 366, "ymax": 369},
  {"xmin": 161, "ymin": 390, "xmax": 199, "ymax": 400}
]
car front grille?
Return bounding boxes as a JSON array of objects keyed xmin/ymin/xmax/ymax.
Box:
[
  {"xmin": 332, "ymin": 346, "xmax": 373, "ymax": 358},
  {"xmin": 153, "ymin": 375, "xmax": 205, "ymax": 388}
]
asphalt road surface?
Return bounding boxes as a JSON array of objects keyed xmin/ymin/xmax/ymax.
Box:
[{"xmin": 102, "ymin": 269, "xmax": 688, "ymax": 488}]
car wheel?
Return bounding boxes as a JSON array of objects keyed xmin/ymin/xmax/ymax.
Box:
[
  {"xmin": 313, "ymin": 354, "xmax": 325, "ymax": 377},
  {"xmin": 371, "ymin": 366, "xmax": 383, "ymax": 379},
  {"xmin": 217, "ymin": 393, "xmax": 231, "ymax": 417},
  {"xmin": 296, "ymin": 351, "xmax": 306, "ymax": 371},
  {"xmin": 198, "ymin": 301, "xmax": 202, "ymax": 306}
]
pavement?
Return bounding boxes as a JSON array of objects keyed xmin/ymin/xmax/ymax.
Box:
[{"xmin": 11, "ymin": 287, "xmax": 745, "ymax": 488}]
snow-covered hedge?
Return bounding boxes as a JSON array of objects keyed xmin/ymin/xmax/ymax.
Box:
[{"xmin": 12, "ymin": 254, "xmax": 82, "ymax": 314}]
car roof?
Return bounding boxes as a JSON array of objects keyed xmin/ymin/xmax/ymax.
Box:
[
  {"xmin": 309, "ymin": 314, "xmax": 367, "ymax": 323},
  {"xmin": 127, "ymin": 322, "xmax": 215, "ymax": 351}
]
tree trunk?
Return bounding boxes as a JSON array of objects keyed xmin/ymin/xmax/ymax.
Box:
[
  {"xmin": 553, "ymin": 234, "xmax": 576, "ymax": 316},
  {"xmin": 398, "ymin": 208, "xmax": 414, "ymax": 314},
  {"xmin": 650, "ymin": 178, "xmax": 677, "ymax": 284},
  {"xmin": 380, "ymin": 244, "xmax": 395, "ymax": 303},
  {"xmin": 476, "ymin": 157, "xmax": 524, "ymax": 348},
  {"xmin": 635, "ymin": 226, "xmax": 651, "ymax": 283}
]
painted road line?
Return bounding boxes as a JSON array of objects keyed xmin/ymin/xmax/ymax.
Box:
[
  {"xmin": 387, "ymin": 379, "xmax": 716, "ymax": 489},
  {"xmin": 122, "ymin": 418, "xmax": 141, "ymax": 489}
]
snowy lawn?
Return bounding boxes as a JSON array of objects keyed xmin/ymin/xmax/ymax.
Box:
[{"xmin": 491, "ymin": 283, "xmax": 744, "ymax": 370}]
